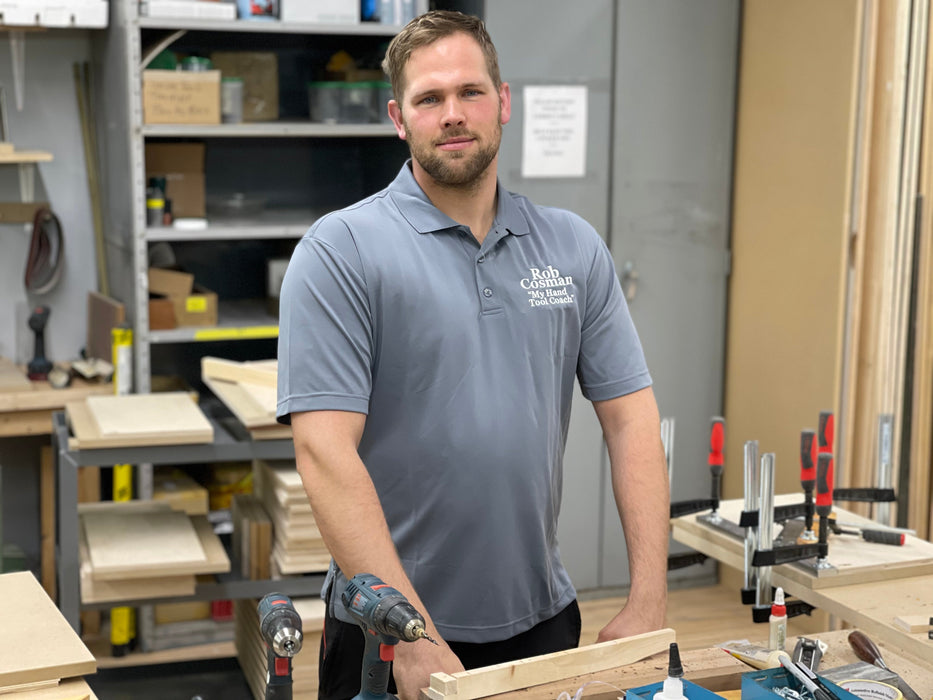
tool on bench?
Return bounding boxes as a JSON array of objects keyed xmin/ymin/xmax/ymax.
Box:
[
  {"xmin": 814, "ymin": 452, "xmax": 834, "ymax": 570},
  {"xmin": 847, "ymin": 630, "xmax": 923, "ymax": 700},
  {"xmin": 26, "ymin": 305, "xmax": 53, "ymax": 380},
  {"xmin": 791, "ymin": 636, "xmax": 825, "ymax": 672},
  {"xmin": 741, "ymin": 440, "xmax": 760, "ymax": 605},
  {"xmin": 799, "ymin": 429, "xmax": 818, "ymax": 543},
  {"xmin": 343, "ymin": 573, "xmax": 438, "ymax": 700},
  {"xmin": 258, "ymin": 592, "xmax": 304, "ymax": 700},
  {"xmin": 817, "ymin": 411, "xmax": 897, "ymax": 507}
]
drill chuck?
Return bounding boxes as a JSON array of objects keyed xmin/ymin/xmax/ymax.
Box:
[{"xmin": 258, "ymin": 593, "xmax": 304, "ymax": 658}]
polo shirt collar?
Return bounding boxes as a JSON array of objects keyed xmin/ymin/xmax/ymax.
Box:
[{"xmin": 388, "ymin": 160, "xmax": 531, "ymax": 238}]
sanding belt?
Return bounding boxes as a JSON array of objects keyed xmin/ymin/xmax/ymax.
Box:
[{"xmin": 24, "ymin": 206, "xmax": 64, "ymax": 294}]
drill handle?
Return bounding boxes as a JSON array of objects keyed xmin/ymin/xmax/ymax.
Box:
[
  {"xmin": 265, "ymin": 646, "xmax": 293, "ymax": 700},
  {"xmin": 358, "ymin": 630, "xmax": 399, "ymax": 700}
]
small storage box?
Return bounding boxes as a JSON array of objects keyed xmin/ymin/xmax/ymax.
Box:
[
  {"xmin": 741, "ymin": 666, "xmax": 860, "ymax": 700},
  {"xmin": 142, "ymin": 70, "xmax": 221, "ymax": 125}
]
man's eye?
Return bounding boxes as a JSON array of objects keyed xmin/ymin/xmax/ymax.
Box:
[{"xmin": 420, "ymin": 96, "xmax": 438, "ymax": 105}]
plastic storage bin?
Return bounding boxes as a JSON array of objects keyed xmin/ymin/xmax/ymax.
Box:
[
  {"xmin": 308, "ymin": 82, "xmax": 344, "ymax": 123},
  {"xmin": 341, "ymin": 82, "xmax": 376, "ymax": 123}
]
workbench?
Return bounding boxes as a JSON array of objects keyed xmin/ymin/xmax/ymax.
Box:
[
  {"xmin": 671, "ymin": 496, "xmax": 933, "ymax": 662},
  {"xmin": 452, "ymin": 629, "xmax": 933, "ymax": 700}
]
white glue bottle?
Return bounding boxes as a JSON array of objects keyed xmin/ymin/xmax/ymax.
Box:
[
  {"xmin": 653, "ymin": 642, "xmax": 686, "ymax": 700},
  {"xmin": 769, "ymin": 586, "xmax": 788, "ymax": 652}
]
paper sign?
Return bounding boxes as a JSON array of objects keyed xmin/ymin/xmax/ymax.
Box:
[{"xmin": 521, "ymin": 85, "xmax": 588, "ymax": 178}]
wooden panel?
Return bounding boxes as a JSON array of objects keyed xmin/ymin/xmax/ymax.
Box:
[
  {"xmin": 0, "ymin": 571, "xmax": 96, "ymax": 688},
  {"xmin": 82, "ymin": 508, "xmax": 208, "ymax": 580},
  {"xmin": 201, "ymin": 356, "xmax": 276, "ymax": 387},
  {"xmin": 40, "ymin": 445, "xmax": 56, "ymax": 601},
  {"xmin": 86, "ymin": 292, "xmax": 125, "ymax": 364},
  {"xmin": 425, "ymin": 629, "xmax": 674, "ymax": 700},
  {"xmin": 78, "ymin": 525, "xmax": 196, "ymax": 604},
  {"xmin": 724, "ymin": 1, "xmax": 860, "ymax": 500},
  {"xmin": 66, "ymin": 392, "xmax": 213, "ymax": 449}
]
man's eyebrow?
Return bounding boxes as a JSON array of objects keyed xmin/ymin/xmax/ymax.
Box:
[{"xmin": 409, "ymin": 81, "xmax": 488, "ymax": 101}]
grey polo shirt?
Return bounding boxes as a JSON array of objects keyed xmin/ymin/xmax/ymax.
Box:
[{"xmin": 277, "ymin": 162, "xmax": 651, "ymax": 643}]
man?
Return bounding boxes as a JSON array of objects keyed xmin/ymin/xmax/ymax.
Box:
[{"xmin": 277, "ymin": 10, "xmax": 669, "ymax": 700}]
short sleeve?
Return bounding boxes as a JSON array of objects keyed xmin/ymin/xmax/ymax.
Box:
[
  {"xmin": 575, "ymin": 224, "xmax": 652, "ymax": 401},
  {"xmin": 276, "ymin": 218, "xmax": 374, "ymax": 424}
]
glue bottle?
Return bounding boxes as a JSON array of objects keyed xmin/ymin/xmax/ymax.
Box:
[
  {"xmin": 769, "ymin": 586, "xmax": 788, "ymax": 652},
  {"xmin": 653, "ymin": 642, "xmax": 686, "ymax": 700}
]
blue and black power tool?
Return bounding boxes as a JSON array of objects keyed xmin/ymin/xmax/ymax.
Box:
[{"xmin": 342, "ymin": 573, "xmax": 438, "ymax": 700}]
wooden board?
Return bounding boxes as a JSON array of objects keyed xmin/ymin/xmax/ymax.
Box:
[
  {"xmin": 0, "ymin": 377, "xmax": 110, "ymax": 413},
  {"xmin": 202, "ymin": 356, "xmax": 276, "ymax": 388},
  {"xmin": 724, "ymin": 0, "xmax": 860, "ymax": 502},
  {"xmin": 424, "ymin": 629, "xmax": 675, "ymax": 700},
  {"xmin": 0, "ymin": 357, "xmax": 31, "ymax": 392},
  {"xmin": 82, "ymin": 508, "xmax": 207, "ymax": 580},
  {"xmin": 0, "ymin": 571, "xmax": 96, "ymax": 688},
  {"xmin": 203, "ymin": 376, "xmax": 275, "ymax": 429},
  {"xmin": 86, "ymin": 292, "xmax": 125, "ymax": 364},
  {"xmin": 673, "ymin": 494, "xmax": 933, "ymax": 589},
  {"xmin": 66, "ymin": 392, "xmax": 213, "ymax": 449}
]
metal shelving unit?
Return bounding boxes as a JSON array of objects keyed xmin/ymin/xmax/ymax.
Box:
[
  {"xmin": 91, "ymin": 4, "xmax": 414, "ymax": 395},
  {"xmin": 52, "ymin": 411, "xmax": 319, "ymax": 632}
]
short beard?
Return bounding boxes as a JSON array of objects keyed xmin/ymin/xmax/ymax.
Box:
[{"xmin": 404, "ymin": 107, "xmax": 502, "ymax": 189}]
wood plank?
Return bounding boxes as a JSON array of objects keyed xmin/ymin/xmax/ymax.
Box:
[
  {"xmin": 201, "ymin": 356, "xmax": 277, "ymax": 388},
  {"xmin": 0, "ymin": 572, "xmax": 96, "ymax": 688},
  {"xmin": 67, "ymin": 393, "xmax": 213, "ymax": 449},
  {"xmin": 82, "ymin": 508, "xmax": 208, "ymax": 580},
  {"xmin": 86, "ymin": 292, "xmax": 125, "ymax": 364},
  {"xmin": 424, "ymin": 629, "xmax": 674, "ymax": 700},
  {"xmin": 1, "ymin": 677, "xmax": 98, "ymax": 700},
  {"xmin": 463, "ymin": 647, "xmax": 747, "ymax": 700},
  {"xmin": 893, "ymin": 614, "xmax": 933, "ymax": 633},
  {"xmin": 203, "ymin": 376, "xmax": 274, "ymax": 429},
  {"xmin": 85, "ymin": 392, "xmax": 212, "ymax": 438},
  {"xmin": 0, "ymin": 408, "xmax": 55, "ymax": 437}
]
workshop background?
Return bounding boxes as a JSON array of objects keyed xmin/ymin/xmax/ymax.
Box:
[{"xmin": 0, "ymin": 0, "xmax": 932, "ymax": 697}]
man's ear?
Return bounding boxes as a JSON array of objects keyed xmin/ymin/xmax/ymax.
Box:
[
  {"xmin": 388, "ymin": 100, "xmax": 407, "ymax": 140},
  {"xmin": 499, "ymin": 82, "xmax": 512, "ymax": 126}
]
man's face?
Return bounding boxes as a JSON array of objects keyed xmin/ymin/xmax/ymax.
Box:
[{"xmin": 388, "ymin": 32, "xmax": 511, "ymax": 188}]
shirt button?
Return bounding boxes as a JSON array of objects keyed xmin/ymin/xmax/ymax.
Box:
[
  {"xmin": 478, "ymin": 255, "xmax": 485, "ymax": 263},
  {"xmin": 483, "ymin": 287, "xmax": 493, "ymax": 298}
]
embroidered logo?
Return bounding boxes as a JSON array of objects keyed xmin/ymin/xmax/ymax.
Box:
[{"xmin": 521, "ymin": 265, "xmax": 576, "ymax": 308}]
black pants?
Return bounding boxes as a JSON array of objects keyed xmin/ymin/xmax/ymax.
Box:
[{"xmin": 318, "ymin": 600, "xmax": 582, "ymax": 700}]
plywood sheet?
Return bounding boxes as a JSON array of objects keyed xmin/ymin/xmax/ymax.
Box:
[
  {"xmin": 0, "ymin": 572, "xmax": 96, "ymax": 688},
  {"xmin": 202, "ymin": 356, "xmax": 276, "ymax": 387},
  {"xmin": 82, "ymin": 508, "xmax": 207, "ymax": 580},
  {"xmin": 0, "ymin": 358, "xmax": 31, "ymax": 392},
  {"xmin": 66, "ymin": 393, "xmax": 213, "ymax": 449},
  {"xmin": 78, "ymin": 524, "xmax": 196, "ymax": 604},
  {"xmin": 672, "ymin": 495, "xmax": 933, "ymax": 590}
]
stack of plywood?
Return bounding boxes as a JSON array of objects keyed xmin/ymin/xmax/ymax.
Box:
[
  {"xmin": 235, "ymin": 596, "xmax": 325, "ymax": 700},
  {"xmin": 231, "ymin": 493, "xmax": 273, "ymax": 580},
  {"xmin": 0, "ymin": 571, "xmax": 98, "ymax": 699},
  {"xmin": 78, "ymin": 501, "xmax": 230, "ymax": 605},
  {"xmin": 153, "ymin": 467, "xmax": 210, "ymax": 515},
  {"xmin": 65, "ymin": 392, "xmax": 213, "ymax": 450},
  {"xmin": 201, "ymin": 356, "xmax": 290, "ymax": 440},
  {"xmin": 254, "ymin": 459, "xmax": 331, "ymax": 574}
]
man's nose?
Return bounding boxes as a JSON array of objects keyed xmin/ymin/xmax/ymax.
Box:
[{"xmin": 441, "ymin": 99, "xmax": 465, "ymax": 128}]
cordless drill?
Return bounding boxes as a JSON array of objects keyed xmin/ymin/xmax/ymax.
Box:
[
  {"xmin": 258, "ymin": 593, "xmax": 304, "ymax": 700},
  {"xmin": 342, "ymin": 573, "xmax": 438, "ymax": 700}
]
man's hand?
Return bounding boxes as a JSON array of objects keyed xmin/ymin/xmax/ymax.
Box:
[
  {"xmin": 393, "ymin": 637, "xmax": 464, "ymax": 700},
  {"xmin": 596, "ymin": 597, "xmax": 666, "ymax": 643}
]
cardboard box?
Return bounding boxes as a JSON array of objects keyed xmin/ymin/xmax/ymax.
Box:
[
  {"xmin": 142, "ymin": 69, "xmax": 221, "ymax": 125},
  {"xmin": 148, "ymin": 296, "xmax": 177, "ymax": 330},
  {"xmin": 208, "ymin": 52, "xmax": 278, "ymax": 122},
  {"xmin": 148, "ymin": 268, "xmax": 218, "ymax": 328},
  {"xmin": 145, "ymin": 143, "xmax": 206, "ymax": 219},
  {"xmin": 280, "ymin": 0, "xmax": 359, "ymax": 24}
]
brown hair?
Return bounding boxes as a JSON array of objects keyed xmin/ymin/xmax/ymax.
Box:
[{"xmin": 381, "ymin": 10, "xmax": 502, "ymax": 104}]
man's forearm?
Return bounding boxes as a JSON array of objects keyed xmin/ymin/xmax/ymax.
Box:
[{"xmin": 290, "ymin": 411, "xmax": 438, "ymax": 632}]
